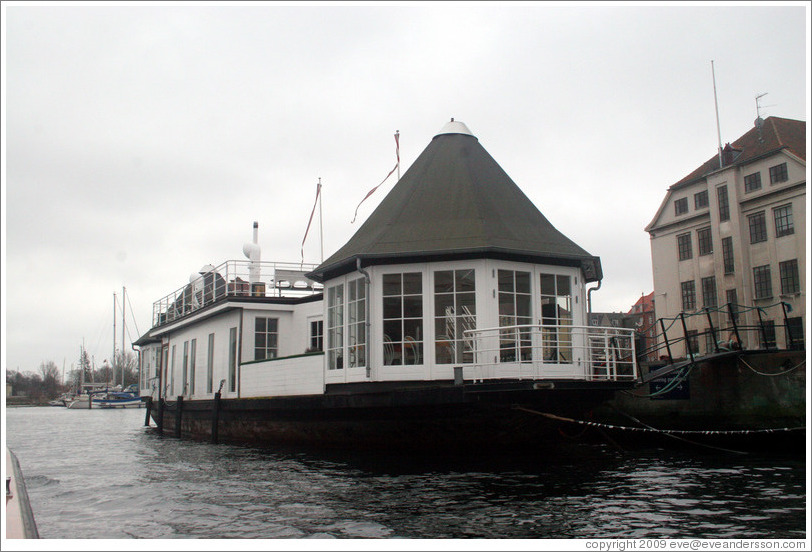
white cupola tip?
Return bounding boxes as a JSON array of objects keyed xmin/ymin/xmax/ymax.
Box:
[{"xmin": 435, "ymin": 118, "xmax": 474, "ymax": 137}]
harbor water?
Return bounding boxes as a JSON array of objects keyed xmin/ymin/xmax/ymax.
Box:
[{"xmin": 4, "ymin": 406, "xmax": 807, "ymax": 540}]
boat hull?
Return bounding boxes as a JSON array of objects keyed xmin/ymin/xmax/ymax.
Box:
[
  {"xmin": 151, "ymin": 380, "xmax": 629, "ymax": 450},
  {"xmin": 93, "ymin": 398, "xmax": 143, "ymax": 408}
]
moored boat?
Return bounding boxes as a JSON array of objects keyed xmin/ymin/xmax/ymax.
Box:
[{"xmin": 134, "ymin": 120, "xmax": 639, "ymax": 450}]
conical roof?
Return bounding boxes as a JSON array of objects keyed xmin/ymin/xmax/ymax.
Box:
[{"xmin": 309, "ymin": 120, "xmax": 602, "ymax": 282}]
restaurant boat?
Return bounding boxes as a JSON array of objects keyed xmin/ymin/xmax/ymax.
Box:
[{"xmin": 135, "ymin": 119, "xmax": 639, "ymax": 449}]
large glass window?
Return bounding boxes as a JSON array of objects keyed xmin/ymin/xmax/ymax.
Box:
[
  {"xmin": 748, "ymin": 212, "xmax": 767, "ymax": 244},
  {"xmin": 540, "ymin": 273, "xmax": 573, "ymax": 363},
  {"xmin": 681, "ymin": 280, "xmax": 696, "ymax": 311},
  {"xmin": 779, "ymin": 260, "xmax": 800, "ymax": 295},
  {"xmin": 254, "ymin": 317, "xmax": 279, "ymax": 361},
  {"xmin": 717, "ymin": 185, "xmax": 730, "ymax": 222},
  {"xmin": 347, "ymin": 278, "xmax": 366, "ymax": 368},
  {"xmin": 677, "ymin": 233, "xmax": 692, "ymax": 261},
  {"xmin": 753, "ymin": 265, "xmax": 772, "ymax": 299},
  {"xmin": 435, "ymin": 269, "xmax": 476, "ymax": 364},
  {"xmin": 697, "ymin": 227, "xmax": 713, "ymax": 256},
  {"xmin": 228, "ymin": 327, "xmax": 237, "ymax": 392},
  {"xmin": 327, "ymin": 284, "xmax": 344, "ymax": 370},
  {"xmin": 722, "ymin": 237, "xmax": 734, "ymax": 274},
  {"xmin": 773, "ymin": 205, "xmax": 794, "ymax": 237},
  {"xmin": 383, "ymin": 273, "xmax": 423, "ymax": 365},
  {"xmin": 497, "ymin": 270, "xmax": 531, "ymax": 363}
]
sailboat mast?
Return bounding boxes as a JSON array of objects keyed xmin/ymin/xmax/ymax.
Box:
[
  {"xmin": 113, "ymin": 292, "xmax": 117, "ymax": 387},
  {"xmin": 122, "ymin": 286, "xmax": 127, "ymax": 387},
  {"xmin": 318, "ymin": 178, "xmax": 324, "ymax": 263}
]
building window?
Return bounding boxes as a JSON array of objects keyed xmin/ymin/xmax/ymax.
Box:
[
  {"xmin": 748, "ymin": 211, "xmax": 767, "ymax": 244},
  {"xmin": 753, "ymin": 265, "xmax": 772, "ymax": 300},
  {"xmin": 773, "ymin": 204, "xmax": 794, "ymax": 237},
  {"xmin": 540, "ymin": 273, "xmax": 573, "ymax": 363},
  {"xmin": 254, "ymin": 317, "xmax": 279, "ymax": 361},
  {"xmin": 228, "ymin": 327, "xmax": 237, "ymax": 392},
  {"xmin": 726, "ymin": 289, "xmax": 739, "ymax": 322},
  {"xmin": 744, "ymin": 172, "xmax": 762, "ymax": 193},
  {"xmin": 779, "ymin": 260, "xmax": 800, "ymax": 295},
  {"xmin": 677, "ymin": 233, "xmax": 693, "ymax": 261},
  {"xmin": 769, "ymin": 162, "xmax": 788, "ymax": 184},
  {"xmin": 435, "ymin": 269, "xmax": 477, "ymax": 364},
  {"xmin": 681, "ymin": 280, "xmax": 696, "ymax": 311},
  {"xmin": 697, "ymin": 227, "xmax": 713, "ymax": 256},
  {"xmin": 701, "ymin": 276, "xmax": 717, "ymax": 307},
  {"xmin": 674, "ymin": 197, "xmax": 688, "ymax": 216},
  {"xmin": 206, "ymin": 333, "xmax": 214, "ymax": 394},
  {"xmin": 717, "ymin": 185, "xmax": 730, "ymax": 222},
  {"xmin": 347, "ymin": 278, "xmax": 366, "ymax": 368},
  {"xmin": 383, "ymin": 272, "xmax": 423, "ymax": 366},
  {"xmin": 694, "ymin": 190, "xmax": 709, "ymax": 209},
  {"xmin": 310, "ymin": 320, "xmax": 323, "ymax": 352},
  {"xmin": 722, "ymin": 237, "xmax": 734, "ymax": 274},
  {"xmin": 189, "ymin": 338, "xmax": 196, "ymax": 397},
  {"xmin": 704, "ymin": 330, "xmax": 716, "ymax": 355},
  {"xmin": 497, "ymin": 270, "xmax": 532, "ymax": 363},
  {"xmin": 327, "ymin": 284, "xmax": 344, "ymax": 370},
  {"xmin": 760, "ymin": 320, "xmax": 776, "ymax": 349}
]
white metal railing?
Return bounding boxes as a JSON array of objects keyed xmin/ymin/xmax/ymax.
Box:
[
  {"xmin": 152, "ymin": 260, "xmax": 322, "ymax": 327},
  {"xmin": 463, "ymin": 323, "xmax": 638, "ymax": 381}
]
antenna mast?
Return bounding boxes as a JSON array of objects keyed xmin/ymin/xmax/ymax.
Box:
[
  {"xmin": 755, "ymin": 92, "xmax": 768, "ymax": 119},
  {"xmin": 711, "ymin": 60, "xmax": 723, "ymax": 168}
]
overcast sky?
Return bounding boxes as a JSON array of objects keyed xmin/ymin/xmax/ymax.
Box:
[{"xmin": 2, "ymin": 2, "xmax": 808, "ymax": 376}]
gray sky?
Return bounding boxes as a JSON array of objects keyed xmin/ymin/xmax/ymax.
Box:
[{"xmin": 2, "ymin": 2, "xmax": 808, "ymax": 376}]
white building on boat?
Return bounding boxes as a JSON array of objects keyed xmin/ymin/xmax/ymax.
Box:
[{"xmin": 135, "ymin": 119, "xmax": 637, "ymax": 448}]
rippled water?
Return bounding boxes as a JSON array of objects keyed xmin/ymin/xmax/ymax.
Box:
[{"xmin": 4, "ymin": 407, "xmax": 807, "ymax": 539}]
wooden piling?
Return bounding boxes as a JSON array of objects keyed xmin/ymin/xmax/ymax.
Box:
[
  {"xmin": 157, "ymin": 398, "xmax": 164, "ymax": 435},
  {"xmin": 175, "ymin": 396, "xmax": 183, "ymax": 438},
  {"xmin": 144, "ymin": 396, "xmax": 152, "ymax": 426},
  {"xmin": 211, "ymin": 392, "xmax": 221, "ymax": 444}
]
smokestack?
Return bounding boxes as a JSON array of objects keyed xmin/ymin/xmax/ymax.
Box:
[{"xmin": 243, "ymin": 221, "xmax": 261, "ymax": 287}]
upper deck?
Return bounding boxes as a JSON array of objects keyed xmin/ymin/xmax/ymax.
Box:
[{"xmin": 152, "ymin": 260, "xmax": 322, "ymax": 328}]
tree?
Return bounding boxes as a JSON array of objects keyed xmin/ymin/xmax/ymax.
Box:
[{"xmin": 39, "ymin": 360, "xmax": 61, "ymax": 399}]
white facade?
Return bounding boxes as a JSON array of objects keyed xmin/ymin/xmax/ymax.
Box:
[{"xmin": 647, "ymin": 144, "xmax": 806, "ymax": 355}]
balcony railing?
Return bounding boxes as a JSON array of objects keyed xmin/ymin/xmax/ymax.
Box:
[
  {"xmin": 464, "ymin": 324, "xmax": 638, "ymax": 382},
  {"xmin": 152, "ymin": 260, "xmax": 321, "ymax": 327}
]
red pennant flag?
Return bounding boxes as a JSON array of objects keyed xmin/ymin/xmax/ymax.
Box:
[
  {"xmin": 352, "ymin": 131, "xmax": 400, "ymax": 224},
  {"xmin": 301, "ymin": 181, "xmax": 321, "ymax": 264}
]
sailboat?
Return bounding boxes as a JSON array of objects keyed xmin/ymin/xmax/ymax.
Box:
[{"xmin": 92, "ymin": 288, "xmax": 143, "ymax": 408}]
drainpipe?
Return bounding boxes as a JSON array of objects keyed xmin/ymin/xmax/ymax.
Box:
[
  {"xmin": 356, "ymin": 258, "xmax": 372, "ymax": 378},
  {"xmin": 587, "ymin": 279, "xmax": 602, "ymax": 315}
]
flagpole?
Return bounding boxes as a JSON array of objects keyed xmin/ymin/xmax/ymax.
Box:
[
  {"xmin": 318, "ymin": 178, "xmax": 323, "ymax": 263},
  {"xmin": 395, "ymin": 130, "xmax": 400, "ymax": 181}
]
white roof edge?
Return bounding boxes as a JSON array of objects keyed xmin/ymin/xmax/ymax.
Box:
[{"xmin": 435, "ymin": 118, "xmax": 474, "ymax": 137}]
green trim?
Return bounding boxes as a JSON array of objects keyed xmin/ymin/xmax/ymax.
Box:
[{"xmin": 241, "ymin": 351, "xmax": 324, "ymax": 366}]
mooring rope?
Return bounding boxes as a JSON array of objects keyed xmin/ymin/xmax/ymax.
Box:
[
  {"xmin": 512, "ymin": 406, "xmax": 804, "ymax": 436},
  {"xmin": 739, "ymin": 357, "xmax": 805, "ymax": 377}
]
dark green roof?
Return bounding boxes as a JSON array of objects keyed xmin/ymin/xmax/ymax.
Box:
[{"xmin": 309, "ymin": 122, "xmax": 601, "ymax": 282}]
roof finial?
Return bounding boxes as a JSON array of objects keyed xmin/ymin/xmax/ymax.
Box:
[{"xmin": 451, "ymin": 117, "xmax": 454, "ymax": 122}]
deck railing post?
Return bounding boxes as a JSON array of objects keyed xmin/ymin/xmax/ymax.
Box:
[
  {"xmin": 726, "ymin": 302, "xmax": 743, "ymax": 349},
  {"xmin": 756, "ymin": 308, "xmax": 770, "ymax": 350},
  {"xmin": 679, "ymin": 312, "xmax": 695, "ymax": 364},
  {"xmin": 659, "ymin": 318, "xmax": 673, "ymax": 364},
  {"xmin": 705, "ymin": 308, "xmax": 719, "ymax": 353},
  {"xmin": 780, "ymin": 302, "xmax": 794, "ymax": 350}
]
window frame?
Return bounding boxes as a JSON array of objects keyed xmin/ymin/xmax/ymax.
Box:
[
  {"xmin": 721, "ymin": 237, "xmax": 734, "ymax": 274},
  {"xmin": 779, "ymin": 259, "xmax": 800, "ymax": 295},
  {"xmin": 681, "ymin": 280, "xmax": 696, "ymax": 311},
  {"xmin": 769, "ymin": 162, "xmax": 788, "ymax": 184},
  {"xmin": 694, "ymin": 190, "xmax": 709, "ymax": 209},
  {"xmin": 753, "ymin": 265, "xmax": 772, "ymax": 300},
  {"xmin": 744, "ymin": 172, "xmax": 762, "ymax": 193},
  {"xmin": 254, "ymin": 316, "xmax": 279, "ymax": 361},
  {"xmin": 773, "ymin": 204, "xmax": 794, "ymax": 238},
  {"xmin": 701, "ymin": 276, "xmax": 717, "ymax": 308},
  {"xmin": 748, "ymin": 211, "xmax": 767, "ymax": 244},
  {"xmin": 677, "ymin": 233, "xmax": 693, "ymax": 261},
  {"xmin": 674, "ymin": 197, "xmax": 689, "ymax": 216},
  {"xmin": 697, "ymin": 227, "xmax": 713, "ymax": 256},
  {"xmin": 717, "ymin": 185, "xmax": 730, "ymax": 222}
]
